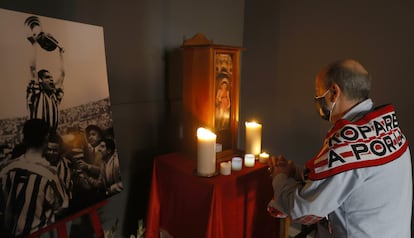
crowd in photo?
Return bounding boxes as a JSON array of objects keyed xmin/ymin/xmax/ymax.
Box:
[{"xmin": 0, "ymin": 98, "xmax": 123, "ymax": 237}]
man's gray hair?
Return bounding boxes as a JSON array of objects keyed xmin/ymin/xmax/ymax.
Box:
[{"xmin": 324, "ymin": 59, "xmax": 371, "ymax": 101}]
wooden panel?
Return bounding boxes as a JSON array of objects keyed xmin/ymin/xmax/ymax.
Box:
[{"xmin": 182, "ymin": 47, "xmax": 215, "ymax": 128}]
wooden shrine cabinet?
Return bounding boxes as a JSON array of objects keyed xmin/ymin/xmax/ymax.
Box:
[{"xmin": 181, "ymin": 33, "xmax": 243, "ymax": 160}]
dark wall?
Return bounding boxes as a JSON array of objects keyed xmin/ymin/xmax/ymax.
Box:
[
  {"xmin": 242, "ymin": 1, "xmax": 414, "ymax": 233},
  {"xmin": 242, "ymin": 0, "xmax": 414, "ymax": 166},
  {"xmin": 0, "ymin": 0, "xmax": 245, "ymax": 236}
]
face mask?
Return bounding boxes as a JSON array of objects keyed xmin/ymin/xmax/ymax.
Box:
[{"xmin": 314, "ymin": 89, "xmax": 336, "ymax": 121}]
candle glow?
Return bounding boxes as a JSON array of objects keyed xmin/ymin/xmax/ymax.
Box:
[
  {"xmin": 259, "ymin": 152, "xmax": 270, "ymax": 163},
  {"xmin": 197, "ymin": 127, "xmax": 217, "ymax": 176},
  {"xmin": 245, "ymin": 121, "xmax": 262, "ymax": 155}
]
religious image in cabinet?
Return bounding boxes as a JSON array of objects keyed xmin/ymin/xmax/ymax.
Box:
[
  {"xmin": 215, "ymin": 53, "xmax": 233, "ymax": 131},
  {"xmin": 214, "ymin": 50, "xmax": 239, "ymax": 153}
]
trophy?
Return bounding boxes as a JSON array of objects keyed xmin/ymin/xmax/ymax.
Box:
[{"xmin": 24, "ymin": 15, "xmax": 63, "ymax": 52}]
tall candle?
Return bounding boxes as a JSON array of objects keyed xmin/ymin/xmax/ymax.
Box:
[
  {"xmin": 245, "ymin": 121, "xmax": 262, "ymax": 155},
  {"xmin": 197, "ymin": 127, "xmax": 217, "ymax": 176}
]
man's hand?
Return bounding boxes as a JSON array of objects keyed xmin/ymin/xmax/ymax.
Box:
[
  {"xmin": 268, "ymin": 155, "xmax": 296, "ymax": 179},
  {"xmin": 76, "ymin": 160, "xmax": 90, "ymax": 171}
]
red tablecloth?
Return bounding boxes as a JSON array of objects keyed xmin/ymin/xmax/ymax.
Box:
[{"xmin": 145, "ymin": 152, "xmax": 280, "ymax": 238}]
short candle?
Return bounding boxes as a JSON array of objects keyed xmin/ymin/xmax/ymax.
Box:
[
  {"xmin": 231, "ymin": 157, "xmax": 243, "ymax": 171},
  {"xmin": 216, "ymin": 143, "xmax": 223, "ymax": 153},
  {"xmin": 220, "ymin": 161, "xmax": 231, "ymax": 175},
  {"xmin": 244, "ymin": 153, "xmax": 255, "ymax": 167},
  {"xmin": 259, "ymin": 152, "xmax": 270, "ymax": 163}
]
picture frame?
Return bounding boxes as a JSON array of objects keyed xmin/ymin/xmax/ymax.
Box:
[{"xmin": 0, "ymin": 8, "xmax": 123, "ymax": 236}]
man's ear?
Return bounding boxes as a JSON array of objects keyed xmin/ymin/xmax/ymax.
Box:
[{"xmin": 330, "ymin": 83, "xmax": 340, "ymax": 101}]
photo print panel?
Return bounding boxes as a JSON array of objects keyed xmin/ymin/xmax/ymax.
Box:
[{"xmin": 0, "ymin": 8, "xmax": 123, "ymax": 237}]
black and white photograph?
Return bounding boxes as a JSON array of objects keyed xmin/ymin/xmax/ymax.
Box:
[{"xmin": 0, "ymin": 8, "xmax": 123, "ymax": 237}]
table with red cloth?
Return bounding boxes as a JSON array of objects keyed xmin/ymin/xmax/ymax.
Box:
[{"xmin": 145, "ymin": 152, "xmax": 282, "ymax": 238}]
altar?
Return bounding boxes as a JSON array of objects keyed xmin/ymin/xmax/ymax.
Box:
[{"xmin": 145, "ymin": 152, "xmax": 284, "ymax": 238}]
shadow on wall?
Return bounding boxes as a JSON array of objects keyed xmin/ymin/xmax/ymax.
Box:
[
  {"xmin": 121, "ymin": 47, "xmax": 185, "ymax": 237},
  {"xmin": 163, "ymin": 47, "xmax": 184, "ymax": 153},
  {"xmin": 122, "ymin": 148, "xmax": 156, "ymax": 237}
]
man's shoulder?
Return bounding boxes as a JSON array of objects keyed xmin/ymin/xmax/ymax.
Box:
[{"xmin": 307, "ymin": 104, "xmax": 408, "ymax": 180}]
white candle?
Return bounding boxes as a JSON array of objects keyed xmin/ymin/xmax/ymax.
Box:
[
  {"xmin": 244, "ymin": 153, "xmax": 255, "ymax": 167},
  {"xmin": 216, "ymin": 143, "xmax": 223, "ymax": 153},
  {"xmin": 220, "ymin": 161, "xmax": 231, "ymax": 175},
  {"xmin": 245, "ymin": 121, "xmax": 262, "ymax": 155},
  {"xmin": 231, "ymin": 157, "xmax": 243, "ymax": 171},
  {"xmin": 259, "ymin": 152, "xmax": 270, "ymax": 163},
  {"xmin": 197, "ymin": 127, "xmax": 217, "ymax": 176}
]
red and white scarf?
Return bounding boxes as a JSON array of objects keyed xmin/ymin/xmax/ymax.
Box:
[{"xmin": 306, "ymin": 104, "xmax": 408, "ymax": 180}]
